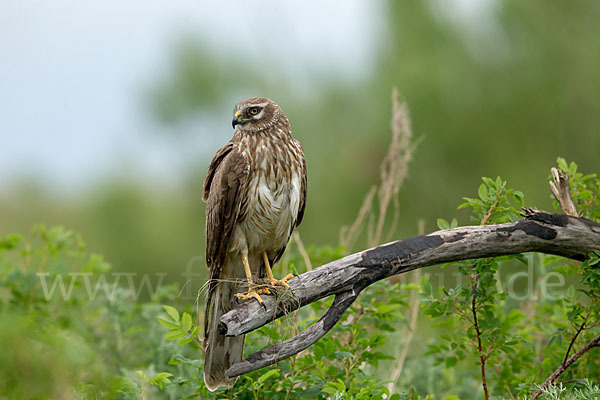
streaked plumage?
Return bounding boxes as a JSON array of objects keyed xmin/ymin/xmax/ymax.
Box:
[{"xmin": 202, "ymin": 97, "xmax": 307, "ymax": 391}]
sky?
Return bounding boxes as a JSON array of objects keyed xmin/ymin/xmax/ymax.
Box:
[{"xmin": 0, "ymin": 0, "xmax": 381, "ymax": 193}]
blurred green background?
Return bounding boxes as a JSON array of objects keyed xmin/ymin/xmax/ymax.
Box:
[{"xmin": 1, "ymin": 0, "xmax": 598, "ymax": 289}]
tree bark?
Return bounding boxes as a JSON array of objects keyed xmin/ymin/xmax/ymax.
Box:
[{"xmin": 221, "ymin": 210, "xmax": 600, "ymax": 378}]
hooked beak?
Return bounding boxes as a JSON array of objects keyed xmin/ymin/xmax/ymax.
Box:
[
  {"xmin": 232, "ymin": 110, "xmax": 243, "ymax": 128},
  {"xmin": 232, "ymin": 116, "xmax": 243, "ymax": 128}
]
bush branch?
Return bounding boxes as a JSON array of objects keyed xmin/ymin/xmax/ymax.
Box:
[
  {"xmin": 530, "ymin": 332, "xmax": 600, "ymax": 399},
  {"xmin": 562, "ymin": 308, "xmax": 592, "ymax": 366},
  {"xmin": 471, "ymin": 275, "xmax": 489, "ymax": 400}
]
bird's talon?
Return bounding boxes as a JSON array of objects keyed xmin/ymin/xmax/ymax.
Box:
[
  {"xmin": 267, "ymin": 273, "xmax": 296, "ymax": 289},
  {"xmin": 235, "ymin": 289, "xmax": 265, "ymax": 304},
  {"xmin": 267, "ymin": 279, "xmax": 289, "ymax": 289}
]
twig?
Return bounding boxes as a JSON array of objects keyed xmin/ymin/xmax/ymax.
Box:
[
  {"xmin": 562, "ymin": 308, "xmax": 592, "ymax": 366},
  {"xmin": 481, "ymin": 181, "xmax": 506, "ymax": 225},
  {"xmin": 386, "ymin": 269, "xmax": 420, "ymax": 393},
  {"xmin": 529, "ymin": 332, "xmax": 600, "ymax": 399},
  {"xmin": 293, "ymin": 232, "xmax": 313, "ymax": 272},
  {"xmin": 221, "ymin": 211, "xmax": 600, "ymax": 377},
  {"xmin": 340, "ymin": 186, "xmax": 376, "ymax": 251},
  {"xmin": 471, "ymin": 274, "xmax": 489, "ymax": 400}
]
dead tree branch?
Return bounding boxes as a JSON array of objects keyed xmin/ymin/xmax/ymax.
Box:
[
  {"xmin": 222, "ymin": 210, "xmax": 600, "ymax": 378},
  {"xmin": 549, "ymin": 167, "xmax": 578, "ymax": 217}
]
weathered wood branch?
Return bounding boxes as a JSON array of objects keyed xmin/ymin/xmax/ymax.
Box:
[
  {"xmin": 549, "ymin": 168, "xmax": 579, "ymax": 217},
  {"xmin": 222, "ymin": 211, "xmax": 600, "ymax": 378}
]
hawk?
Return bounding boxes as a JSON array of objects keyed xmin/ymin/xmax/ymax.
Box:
[{"xmin": 202, "ymin": 97, "xmax": 307, "ymax": 390}]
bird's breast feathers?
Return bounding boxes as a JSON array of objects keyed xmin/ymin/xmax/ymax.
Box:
[{"xmin": 235, "ymin": 136, "xmax": 302, "ymax": 252}]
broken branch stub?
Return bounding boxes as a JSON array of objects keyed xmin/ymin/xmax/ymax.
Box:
[{"xmin": 549, "ymin": 167, "xmax": 579, "ymax": 217}]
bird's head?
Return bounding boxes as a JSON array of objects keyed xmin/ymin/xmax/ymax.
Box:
[{"xmin": 232, "ymin": 97, "xmax": 285, "ymax": 132}]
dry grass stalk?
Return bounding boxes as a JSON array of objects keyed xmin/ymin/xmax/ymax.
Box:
[
  {"xmin": 339, "ymin": 185, "xmax": 377, "ymax": 250},
  {"xmin": 340, "ymin": 88, "xmax": 420, "ymax": 251},
  {"xmin": 293, "ymin": 232, "xmax": 313, "ymax": 272}
]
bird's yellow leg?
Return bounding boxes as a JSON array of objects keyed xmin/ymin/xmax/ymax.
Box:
[
  {"xmin": 236, "ymin": 253, "xmax": 269, "ymax": 304},
  {"xmin": 263, "ymin": 252, "xmax": 295, "ymax": 288}
]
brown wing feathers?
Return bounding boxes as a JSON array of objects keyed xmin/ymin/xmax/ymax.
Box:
[
  {"xmin": 204, "ymin": 143, "xmax": 248, "ymax": 270},
  {"xmin": 203, "ymin": 143, "xmax": 249, "ymax": 334},
  {"xmin": 296, "ymin": 152, "xmax": 307, "ymax": 228}
]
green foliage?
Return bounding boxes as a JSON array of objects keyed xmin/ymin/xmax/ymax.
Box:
[
  {"xmin": 531, "ymin": 380, "xmax": 600, "ymax": 400},
  {"xmin": 158, "ymin": 306, "xmax": 200, "ymax": 345},
  {"xmin": 552, "ymin": 157, "xmax": 600, "ymax": 221},
  {"xmin": 0, "ymin": 230, "xmax": 417, "ymax": 399},
  {"xmin": 457, "ymin": 176, "xmax": 524, "ymax": 224},
  {"xmin": 418, "ymin": 160, "xmax": 600, "ymax": 399},
  {"xmin": 1, "ymin": 159, "xmax": 598, "ymax": 399},
  {"xmin": 0, "ymin": 225, "xmax": 183, "ymax": 399}
]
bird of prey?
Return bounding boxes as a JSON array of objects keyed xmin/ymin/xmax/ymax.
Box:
[{"xmin": 202, "ymin": 97, "xmax": 307, "ymax": 391}]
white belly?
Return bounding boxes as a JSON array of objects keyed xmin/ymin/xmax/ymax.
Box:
[{"xmin": 232, "ymin": 165, "xmax": 301, "ymax": 255}]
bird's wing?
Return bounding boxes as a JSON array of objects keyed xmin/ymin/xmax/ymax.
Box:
[
  {"xmin": 203, "ymin": 141, "xmax": 249, "ymax": 271},
  {"xmin": 203, "ymin": 141, "xmax": 249, "ymax": 325},
  {"xmin": 202, "ymin": 142, "xmax": 249, "ymax": 390},
  {"xmin": 295, "ymin": 150, "xmax": 307, "ymax": 228}
]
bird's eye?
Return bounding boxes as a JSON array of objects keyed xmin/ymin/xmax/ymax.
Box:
[{"xmin": 248, "ymin": 107, "xmax": 260, "ymax": 116}]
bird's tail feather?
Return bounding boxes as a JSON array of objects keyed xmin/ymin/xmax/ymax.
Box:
[{"xmin": 203, "ymin": 253, "xmax": 263, "ymax": 391}]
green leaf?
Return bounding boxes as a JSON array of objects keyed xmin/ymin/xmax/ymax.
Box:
[
  {"xmin": 401, "ymin": 283, "xmax": 421, "ymax": 291},
  {"xmin": 0, "ymin": 234, "xmax": 23, "ymax": 250},
  {"xmin": 181, "ymin": 312, "xmax": 192, "ymax": 332},
  {"xmin": 321, "ymin": 386, "xmax": 339, "ymax": 395},
  {"xmin": 478, "ymin": 183, "xmax": 488, "ymax": 201},
  {"xmin": 482, "ymin": 177, "xmax": 495, "ymax": 188},
  {"xmin": 162, "ymin": 305, "xmax": 180, "ymax": 323},
  {"xmin": 136, "ymin": 370, "xmax": 147, "ymax": 382},
  {"xmin": 513, "ymin": 190, "xmax": 524, "ymax": 200},
  {"xmin": 437, "ymin": 218, "xmax": 450, "ymax": 230},
  {"xmin": 149, "ymin": 372, "xmax": 173, "ymax": 383},
  {"xmin": 148, "ymin": 372, "xmax": 173, "ymax": 390},
  {"xmin": 322, "ymin": 379, "xmax": 346, "ymax": 395},
  {"xmin": 377, "ymin": 304, "xmax": 403, "ymax": 314},
  {"xmin": 421, "ymin": 276, "xmax": 433, "ymax": 297},
  {"xmin": 257, "ymin": 369, "xmax": 279, "ymax": 385},
  {"xmin": 178, "ymin": 337, "xmax": 194, "ymax": 345},
  {"xmin": 164, "ymin": 329, "xmax": 187, "ymax": 341},
  {"xmin": 333, "ymin": 351, "xmax": 353, "ymax": 359},
  {"xmin": 157, "ymin": 316, "xmax": 180, "ymax": 330},
  {"xmin": 495, "ymin": 176, "xmax": 503, "ymax": 189},
  {"xmin": 557, "ymin": 157, "xmax": 568, "ymax": 171}
]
